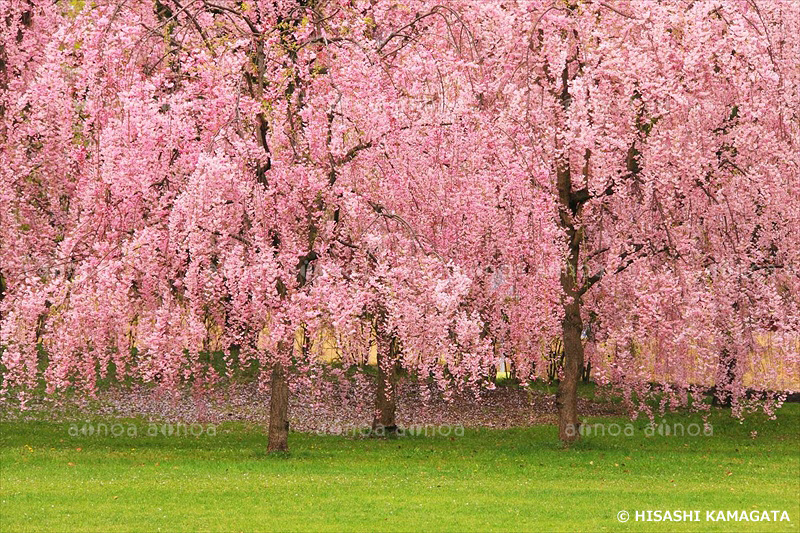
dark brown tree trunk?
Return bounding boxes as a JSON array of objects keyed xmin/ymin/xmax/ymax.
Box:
[
  {"xmin": 372, "ymin": 314, "xmax": 398, "ymax": 434},
  {"xmin": 267, "ymin": 360, "xmax": 289, "ymax": 453},
  {"xmin": 557, "ymin": 297, "xmax": 584, "ymax": 443},
  {"xmin": 554, "ymin": 65, "xmax": 586, "ymax": 443}
]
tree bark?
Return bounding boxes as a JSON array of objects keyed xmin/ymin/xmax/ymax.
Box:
[
  {"xmin": 372, "ymin": 314, "xmax": 398, "ymax": 434},
  {"xmin": 554, "ymin": 64, "xmax": 586, "ymax": 443},
  {"xmin": 267, "ymin": 360, "xmax": 289, "ymax": 453},
  {"xmin": 557, "ymin": 297, "xmax": 584, "ymax": 443}
]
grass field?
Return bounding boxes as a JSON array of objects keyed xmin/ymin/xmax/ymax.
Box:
[{"xmin": 1, "ymin": 404, "xmax": 798, "ymax": 532}]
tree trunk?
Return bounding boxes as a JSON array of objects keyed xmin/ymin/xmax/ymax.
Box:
[
  {"xmin": 557, "ymin": 298, "xmax": 584, "ymax": 443},
  {"xmin": 372, "ymin": 314, "xmax": 398, "ymax": 434},
  {"xmin": 267, "ymin": 360, "xmax": 289, "ymax": 452},
  {"xmin": 555, "ymin": 159, "xmax": 586, "ymax": 443},
  {"xmin": 554, "ymin": 93, "xmax": 586, "ymax": 443}
]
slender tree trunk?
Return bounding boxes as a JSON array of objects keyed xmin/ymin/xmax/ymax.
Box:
[
  {"xmin": 267, "ymin": 360, "xmax": 289, "ymax": 452},
  {"xmin": 557, "ymin": 297, "xmax": 584, "ymax": 443},
  {"xmin": 372, "ymin": 313, "xmax": 398, "ymax": 434},
  {"xmin": 555, "ymin": 149, "xmax": 586, "ymax": 444},
  {"xmin": 554, "ymin": 65, "xmax": 586, "ymax": 442}
]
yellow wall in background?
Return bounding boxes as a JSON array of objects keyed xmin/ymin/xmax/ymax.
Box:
[{"xmin": 293, "ymin": 327, "xmax": 378, "ymax": 365}]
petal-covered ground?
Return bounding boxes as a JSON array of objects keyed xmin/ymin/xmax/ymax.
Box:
[{"xmin": 1, "ymin": 380, "xmax": 625, "ymax": 432}]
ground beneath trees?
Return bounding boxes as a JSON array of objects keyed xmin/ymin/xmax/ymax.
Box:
[{"xmin": 1, "ymin": 380, "xmax": 625, "ymax": 431}]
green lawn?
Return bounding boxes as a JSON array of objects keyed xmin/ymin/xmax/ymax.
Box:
[{"xmin": 1, "ymin": 405, "xmax": 798, "ymax": 532}]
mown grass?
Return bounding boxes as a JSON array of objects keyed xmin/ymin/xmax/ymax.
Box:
[{"xmin": 1, "ymin": 404, "xmax": 798, "ymax": 532}]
